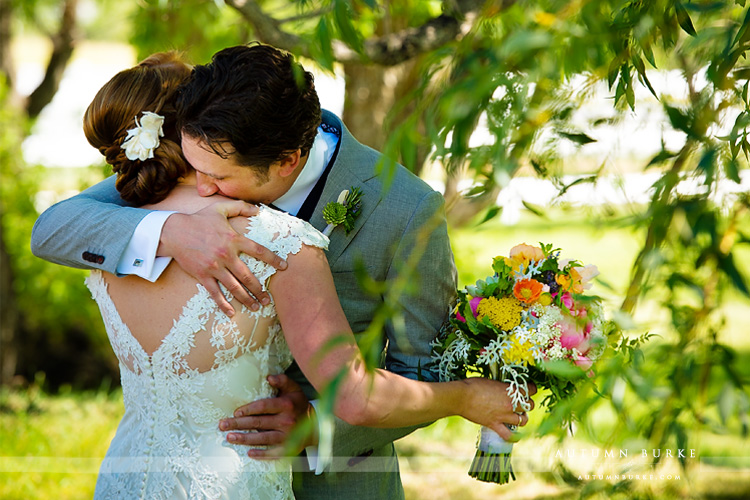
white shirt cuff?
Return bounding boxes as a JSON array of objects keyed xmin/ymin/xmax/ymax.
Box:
[
  {"xmin": 115, "ymin": 211, "xmax": 176, "ymax": 282},
  {"xmin": 305, "ymin": 399, "xmax": 333, "ymax": 475}
]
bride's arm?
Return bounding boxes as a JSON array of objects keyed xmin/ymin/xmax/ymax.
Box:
[{"xmin": 269, "ymin": 244, "xmax": 532, "ymax": 439}]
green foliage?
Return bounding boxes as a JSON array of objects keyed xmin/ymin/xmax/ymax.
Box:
[
  {"xmin": 0, "ymin": 79, "xmax": 116, "ymax": 389},
  {"xmin": 129, "ymin": 0, "xmax": 248, "ymax": 63}
]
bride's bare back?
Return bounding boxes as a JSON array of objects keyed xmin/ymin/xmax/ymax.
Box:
[{"xmin": 101, "ymin": 184, "xmax": 282, "ymax": 373}]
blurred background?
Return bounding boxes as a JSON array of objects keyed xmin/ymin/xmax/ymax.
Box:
[{"xmin": 1, "ymin": 1, "xmax": 749, "ymax": 498}]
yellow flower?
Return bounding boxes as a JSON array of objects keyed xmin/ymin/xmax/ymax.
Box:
[
  {"xmin": 502, "ymin": 334, "xmax": 536, "ymax": 366},
  {"xmin": 538, "ymin": 293, "xmax": 553, "ymax": 306},
  {"xmin": 476, "ymin": 296, "xmax": 524, "ymax": 331},
  {"xmin": 557, "ymin": 267, "xmax": 584, "ymax": 293},
  {"xmin": 500, "ymin": 256, "xmax": 524, "ymax": 273}
]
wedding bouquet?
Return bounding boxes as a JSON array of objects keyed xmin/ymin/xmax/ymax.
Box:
[{"xmin": 431, "ymin": 243, "xmax": 608, "ymax": 484}]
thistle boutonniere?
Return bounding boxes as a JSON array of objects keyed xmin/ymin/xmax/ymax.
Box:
[{"xmin": 322, "ymin": 187, "xmax": 363, "ymax": 236}]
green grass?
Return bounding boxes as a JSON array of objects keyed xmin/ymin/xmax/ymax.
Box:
[
  {"xmin": 3, "ymin": 208, "xmax": 750, "ymax": 499},
  {"xmin": 0, "ymin": 385, "xmax": 122, "ymax": 500}
]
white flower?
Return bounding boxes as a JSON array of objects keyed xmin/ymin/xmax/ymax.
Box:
[
  {"xmin": 121, "ymin": 111, "xmax": 165, "ymax": 161},
  {"xmin": 574, "ymin": 264, "xmax": 600, "ymax": 289}
]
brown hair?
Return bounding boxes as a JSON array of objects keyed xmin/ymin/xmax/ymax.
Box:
[{"xmin": 84, "ymin": 52, "xmax": 192, "ymax": 205}]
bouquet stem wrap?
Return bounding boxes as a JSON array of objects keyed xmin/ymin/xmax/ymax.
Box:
[{"xmin": 469, "ymin": 425, "xmax": 515, "ymax": 484}]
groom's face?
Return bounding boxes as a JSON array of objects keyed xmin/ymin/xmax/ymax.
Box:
[{"xmin": 181, "ymin": 135, "xmax": 293, "ymax": 205}]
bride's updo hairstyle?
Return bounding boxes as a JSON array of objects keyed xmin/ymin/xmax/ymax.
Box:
[{"xmin": 83, "ymin": 52, "xmax": 192, "ymax": 205}]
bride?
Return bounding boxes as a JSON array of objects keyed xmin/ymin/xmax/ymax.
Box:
[{"xmin": 80, "ymin": 52, "xmax": 533, "ymax": 500}]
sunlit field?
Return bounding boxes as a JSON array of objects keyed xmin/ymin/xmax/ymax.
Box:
[{"xmin": 2, "ymin": 209, "xmax": 749, "ymax": 499}]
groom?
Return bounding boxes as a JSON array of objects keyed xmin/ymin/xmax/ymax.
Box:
[{"xmin": 31, "ymin": 43, "xmax": 459, "ymax": 499}]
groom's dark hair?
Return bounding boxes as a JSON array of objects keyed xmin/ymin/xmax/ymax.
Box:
[{"xmin": 175, "ymin": 43, "xmax": 321, "ymax": 170}]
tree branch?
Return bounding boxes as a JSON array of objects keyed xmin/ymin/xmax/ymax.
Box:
[
  {"xmin": 227, "ymin": 0, "xmax": 516, "ymax": 66},
  {"xmin": 278, "ymin": 7, "xmax": 333, "ymax": 25},
  {"xmin": 26, "ymin": 0, "xmax": 78, "ymax": 119},
  {"xmin": 226, "ymin": 0, "xmax": 309, "ymax": 54}
]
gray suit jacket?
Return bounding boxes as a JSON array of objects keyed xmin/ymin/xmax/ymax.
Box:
[{"xmin": 30, "ymin": 110, "xmax": 457, "ymax": 500}]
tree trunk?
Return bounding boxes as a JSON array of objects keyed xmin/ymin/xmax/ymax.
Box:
[
  {"xmin": 342, "ymin": 62, "xmax": 392, "ymax": 151},
  {"xmin": 0, "ymin": 211, "xmax": 18, "ymax": 385},
  {"xmin": 342, "ymin": 58, "xmax": 429, "ymax": 175},
  {"xmin": 26, "ymin": 0, "xmax": 78, "ymax": 118},
  {"xmin": 0, "ymin": 0, "xmax": 13, "ymax": 89}
]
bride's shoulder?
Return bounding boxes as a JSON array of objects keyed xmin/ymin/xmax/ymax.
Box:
[{"xmin": 234, "ymin": 205, "xmax": 329, "ymax": 252}]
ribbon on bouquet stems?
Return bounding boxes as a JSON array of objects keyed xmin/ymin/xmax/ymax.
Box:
[
  {"xmin": 468, "ymin": 361, "xmax": 517, "ymax": 484},
  {"xmin": 469, "ymin": 426, "xmax": 516, "ymax": 483}
]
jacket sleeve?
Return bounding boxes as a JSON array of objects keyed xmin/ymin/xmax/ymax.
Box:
[
  {"xmin": 325, "ymin": 189, "xmax": 457, "ymax": 461},
  {"xmin": 30, "ymin": 175, "xmax": 152, "ymax": 274}
]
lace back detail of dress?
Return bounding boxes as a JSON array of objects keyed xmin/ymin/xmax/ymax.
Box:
[{"xmin": 86, "ymin": 206, "xmax": 328, "ymax": 500}]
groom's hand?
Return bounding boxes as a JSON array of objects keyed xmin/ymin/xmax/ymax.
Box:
[
  {"xmin": 158, "ymin": 200, "xmax": 287, "ymax": 316},
  {"xmin": 220, "ymin": 374, "xmax": 315, "ymax": 459},
  {"xmin": 461, "ymin": 379, "xmax": 538, "ymax": 441}
]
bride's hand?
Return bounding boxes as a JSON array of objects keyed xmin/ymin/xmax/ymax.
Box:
[
  {"xmin": 157, "ymin": 200, "xmax": 287, "ymax": 316},
  {"xmin": 459, "ymin": 378, "xmax": 537, "ymax": 441}
]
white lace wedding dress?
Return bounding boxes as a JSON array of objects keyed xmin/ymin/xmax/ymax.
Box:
[{"xmin": 86, "ymin": 207, "xmax": 328, "ymax": 500}]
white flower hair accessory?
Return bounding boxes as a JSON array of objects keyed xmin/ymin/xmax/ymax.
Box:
[{"xmin": 121, "ymin": 111, "xmax": 165, "ymax": 161}]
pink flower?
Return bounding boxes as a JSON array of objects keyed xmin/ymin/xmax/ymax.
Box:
[
  {"xmin": 456, "ymin": 296, "xmax": 483, "ymax": 322},
  {"xmin": 557, "ymin": 316, "xmax": 594, "ymax": 356},
  {"xmin": 576, "ymin": 337, "xmax": 592, "ymax": 356},
  {"xmin": 560, "ymin": 292, "xmax": 574, "ymax": 310},
  {"xmin": 574, "ymin": 354, "xmax": 594, "ymax": 371},
  {"xmin": 558, "ymin": 317, "xmax": 585, "ymax": 350},
  {"xmin": 470, "ymin": 296, "xmax": 482, "ymax": 316}
]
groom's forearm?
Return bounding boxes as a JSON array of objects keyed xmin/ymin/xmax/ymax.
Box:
[{"xmin": 31, "ymin": 175, "xmax": 149, "ymax": 274}]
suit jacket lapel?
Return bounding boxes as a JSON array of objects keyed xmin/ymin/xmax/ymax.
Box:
[
  {"xmin": 308, "ymin": 112, "xmax": 381, "ymax": 266},
  {"xmin": 309, "ymin": 166, "xmax": 380, "ymax": 266}
]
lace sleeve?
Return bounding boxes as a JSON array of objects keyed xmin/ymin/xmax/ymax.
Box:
[{"xmin": 239, "ymin": 206, "xmax": 329, "ymax": 290}]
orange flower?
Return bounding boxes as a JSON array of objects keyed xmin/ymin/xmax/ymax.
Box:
[
  {"xmin": 513, "ymin": 278, "xmax": 543, "ymax": 304},
  {"xmin": 509, "ymin": 243, "xmax": 544, "ymax": 265}
]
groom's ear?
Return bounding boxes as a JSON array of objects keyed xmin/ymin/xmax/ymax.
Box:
[{"xmin": 277, "ymin": 149, "xmax": 302, "ymax": 178}]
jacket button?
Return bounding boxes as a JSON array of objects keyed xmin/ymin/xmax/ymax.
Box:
[{"xmin": 347, "ymin": 449, "xmax": 373, "ymax": 467}]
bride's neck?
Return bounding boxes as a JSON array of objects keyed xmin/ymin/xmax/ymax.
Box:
[{"xmin": 140, "ymin": 171, "xmax": 211, "ymax": 212}]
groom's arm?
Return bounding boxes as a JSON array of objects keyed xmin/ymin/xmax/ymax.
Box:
[
  {"xmin": 31, "ymin": 174, "xmax": 285, "ymax": 314},
  {"xmin": 31, "ymin": 175, "xmax": 150, "ymax": 273}
]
